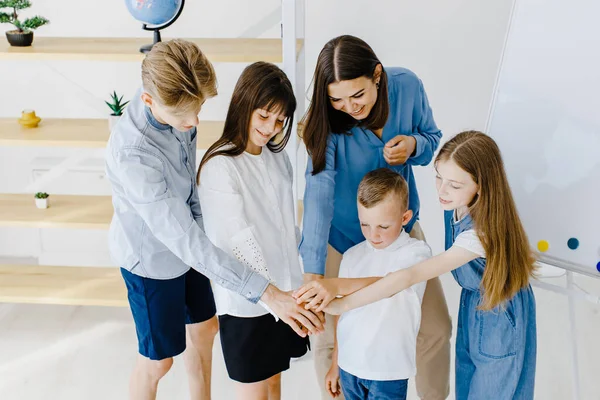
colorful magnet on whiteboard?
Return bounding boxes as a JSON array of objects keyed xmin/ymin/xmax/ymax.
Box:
[
  {"xmin": 567, "ymin": 238, "xmax": 579, "ymax": 250},
  {"xmin": 597, "ymin": 262, "xmax": 600, "ymax": 273},
  {"xmin": 537, "ymin": 240, "xmax": 549, "ymax": 252}
]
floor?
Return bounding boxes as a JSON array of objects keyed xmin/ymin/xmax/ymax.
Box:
[{"xmin": 1, "ymin": 273, "xmax": 600, "ymax": 400}]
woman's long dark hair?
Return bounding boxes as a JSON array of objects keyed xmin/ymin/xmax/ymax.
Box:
[
  {"xmin": 197, "ymin": 61, "xmax": 296, "ymax": 182},
  {"xmin": 302, "ymin": 35, "xmax": 389, "ymax": 174}
]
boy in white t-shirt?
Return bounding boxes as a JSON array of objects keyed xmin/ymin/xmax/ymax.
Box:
[{"xmin": 326, "ymin": 168, "xmax": 432, "ymax": 400}]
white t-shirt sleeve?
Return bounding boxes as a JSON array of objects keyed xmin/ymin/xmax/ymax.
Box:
[{"xmin": 453, "ymin": 229, "xmax": 486, "ymax": 258}]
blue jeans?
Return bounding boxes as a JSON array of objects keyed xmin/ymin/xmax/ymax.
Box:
[{"xmin": 339, "ymin": 368, "xmax": 408, "ymax": 400}]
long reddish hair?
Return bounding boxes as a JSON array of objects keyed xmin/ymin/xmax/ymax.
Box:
[{"xmin": 436, "ymin": 131, "xmax": 536, "ymax": 310}]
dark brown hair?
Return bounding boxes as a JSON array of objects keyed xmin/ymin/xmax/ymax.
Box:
[
  {"xmin": 357, "ymin": 168, "xmax": 409, "ymax": 210},
  {"xmin": 302, "ymin": 35, "xmax": 389, "ymax": 175},
  {"xmin": 436, "ymin": 130, "xmax": 536, "ymax": 310},
  {"xmin": 197, "ymin": 62, "xmax": 296, "ymax": 182}
]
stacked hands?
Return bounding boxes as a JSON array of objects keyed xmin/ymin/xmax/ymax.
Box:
[
  {"xmin": 293, "ymin": 275, "xmax": 342, "ymax": 315},
  {"xmin": 267, "ymin": 275, "xmax": 344, "ymax": 338}
]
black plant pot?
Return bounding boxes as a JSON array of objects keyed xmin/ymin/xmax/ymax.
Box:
[{"xmin": 6, "ymin": 30, "xmax": 34, "ymax": 47}]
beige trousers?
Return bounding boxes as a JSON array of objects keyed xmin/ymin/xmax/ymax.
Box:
[{"xmin": 312, "ymin": 222, "xmax": 452, "ymax": 400}]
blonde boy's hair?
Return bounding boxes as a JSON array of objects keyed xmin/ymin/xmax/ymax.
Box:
[
  {"xmin": 357, "ymin": 168, "xmax": 409, "ymax": 210},
  {"xmin": 141, "ymin": 39, "xmax": 218, "ymax": 113}
]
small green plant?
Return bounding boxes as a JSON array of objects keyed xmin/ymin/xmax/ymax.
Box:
[
  {"xmin": 105, "ymin": 91, "xmax": 129, "ymax": 116},
  {"xmin": 0, "ymin": 1, "xmax": 49, "ymax": 33},
  {"xmin": 34, "ymin": 192, "xmax": 49, "ymax": 199}
]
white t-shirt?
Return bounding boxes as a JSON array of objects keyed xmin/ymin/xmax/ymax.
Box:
[
  {"xmin": 198, "ymin": 150, "xmax": 303, "ymax": 318},
  {"xmin": 452, "ymin": 213, "xmax": 486, "ymax": 258},
  {"xmin": 337, "ymin": 231, "xmax": 431, "ymax": 381}
]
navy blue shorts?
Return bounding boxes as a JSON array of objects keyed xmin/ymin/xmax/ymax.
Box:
[{"xmin": 121, "ymin": 268, "xmax": 216, "ymax": 360}]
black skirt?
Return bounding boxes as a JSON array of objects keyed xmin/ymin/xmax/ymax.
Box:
[{"xmin": 218, "ymin": 313, "xmax": 310, "ymax": 383}]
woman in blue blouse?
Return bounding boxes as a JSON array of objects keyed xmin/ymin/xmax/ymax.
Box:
[{"xmin": 300, "ymin": 35, "xmax": 451, "ymax": 400}]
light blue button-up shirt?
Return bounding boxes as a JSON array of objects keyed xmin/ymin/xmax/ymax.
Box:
[
  {"xmin": 105, "ymin": 89, "xmax": 269, "ymax": 302},
  {"xmin": 300, "ymin": 68, "xmax": 442, "ymax": 275}
]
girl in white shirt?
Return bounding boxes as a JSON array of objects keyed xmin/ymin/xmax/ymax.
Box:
[{"xmin": 197, "ymin": 61, "xmax": 308, "ymax": 400}]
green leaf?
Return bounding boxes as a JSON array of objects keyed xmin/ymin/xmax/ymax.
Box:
[
  {"xmin": 105, "ymin": 101, "xmax": 118, "ymax": 113},
  {"xmin": 1, "ymin": 0, "xmax": 32, "ymax": 9},
  {"xmin": 0, "ymin": 12, "xmax": 12, "ymax": 23},
  {"xmin": 22, "ymin": 15, "xmax": 48, "ymax": 30},
  {"xmin": 106, "ymin": 91, "xmax": 129, "ymax": 115}
]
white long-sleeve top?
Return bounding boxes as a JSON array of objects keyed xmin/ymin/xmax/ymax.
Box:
[{"xmin": 198, "ymin": 149, "xmax": 303, "ymax": 317}]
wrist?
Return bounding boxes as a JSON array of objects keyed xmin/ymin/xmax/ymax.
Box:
[
  {"xmin": 330, "ymin": 278, "xmax": 343, "ymax": 296},
  {"xmin": 260, "ymin": 284, "xmax": 277, "ymax": 304},
  {"xmin": 410, "ymin": 136, "xmax": 417, "ymax": 156},
  {"xmin": 304, "ymin": 272, "xmax": 324, "ymax": 281},
  {"xmin": 338, "ymin": 297, "xmax": 352, "ymax": 314}
]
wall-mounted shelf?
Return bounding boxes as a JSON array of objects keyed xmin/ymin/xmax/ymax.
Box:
[
  {"xmin": 0, "ymin": 194, "xmax": 113, "ymax": 229},
  {"xmin": 0, "ymin": 118, "xmax": 224, "ymax": 148},
  {"xmin": 0, "ymin": 37, "xmax": 302, "ymax": 62},
  {"xmin": 0, "ymin": 265, "xmax": 126, "ymax": 307}
]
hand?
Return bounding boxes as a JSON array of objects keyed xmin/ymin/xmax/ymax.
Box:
[
  {"xmin": 294, "ymin": 278, "xmax": 339, "ymax": 312},
  {"xmin": 383, "ymin": 135, "xmax": 416, "ymax": 165},
  {"xmin": 260, "ymin": 284, "xmax": 325, "ymax": 337},
  {"xmin": 325, "ymin": 361, "xmax": 342, "ymax": 398},
  {"xmin": 323, "ymin": 298, "xmax": 345, "ymax": 316}
]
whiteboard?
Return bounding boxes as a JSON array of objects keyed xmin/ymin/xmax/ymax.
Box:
[{"xmin": 486, "ymin": 0, "xmax": 600, "ymax": 276}]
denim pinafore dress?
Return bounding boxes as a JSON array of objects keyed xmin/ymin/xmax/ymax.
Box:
[{"xmin": 445, "ymin": 211, "xmax": 537, "ymax": 399}]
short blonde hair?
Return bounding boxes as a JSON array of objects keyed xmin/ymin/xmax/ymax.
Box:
[
  {"xmin": 357, "ymin": 168, "xmax": 409, "ymax": 210},
  {"xmin": 141, "ymin": 39, "xmax": 218, "ymax": 113}
]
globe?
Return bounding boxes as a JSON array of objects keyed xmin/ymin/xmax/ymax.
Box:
[
  {"xmin": 124, "ymin": 0, "xmax": 186, "ymax": 53},
  {"xmin": 125, "ymin": 0, "xmax": 182, "ymax": 26}
]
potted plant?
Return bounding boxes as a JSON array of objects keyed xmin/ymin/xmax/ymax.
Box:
[
  {"xmin": 105, "ymin": 91, "xmax": 129, "ymax": 132},
  {"xmin": 34, "ymin": 192, "xmax": 49, "ymax": 209},
  {"xmin": 0, "ymin": 1, "xmax": 49, "ymax": 47}
]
